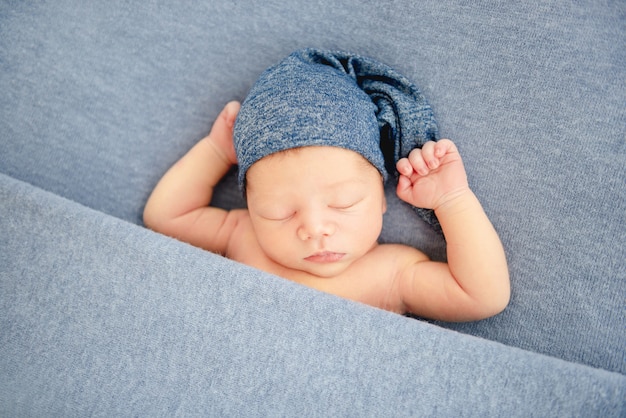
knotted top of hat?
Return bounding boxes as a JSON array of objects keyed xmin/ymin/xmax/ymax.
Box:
[{"xmin": 234, "ymin": 48, "xmax": 441, "ymax": 229}]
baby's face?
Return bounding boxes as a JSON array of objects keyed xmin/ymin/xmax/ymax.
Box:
[{"xmin": 246, "ymin": 146, "xmax": 386, "ymax": 278}]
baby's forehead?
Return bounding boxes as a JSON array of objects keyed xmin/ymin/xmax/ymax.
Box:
[
  {"xmin": 246, "ymin": 146, "xmax": 382, "ymax": 192},
  {"xmin": 258, "ymin": 146, "xmax": 378, "ymax": 171}
]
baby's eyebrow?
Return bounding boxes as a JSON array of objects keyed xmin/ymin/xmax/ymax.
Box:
[{"xmin": 326, "ymin": 177, "xmax": 370, "ymax": 189}]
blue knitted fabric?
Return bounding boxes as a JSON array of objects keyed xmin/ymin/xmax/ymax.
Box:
[{"xmin": 234, "ymin": 48, "xmax": 440, "ymax": 229}]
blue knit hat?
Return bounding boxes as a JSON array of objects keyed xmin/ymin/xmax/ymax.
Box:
[{"xmin": 234, "ymin": 48, "xmax": 440, "ymax": 229}]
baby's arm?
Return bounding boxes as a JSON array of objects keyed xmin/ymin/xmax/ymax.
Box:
[
  {"xmin": 396, "ymin": 140, "xmax": 510, "ymax": 321},
  {"xmin": 143, "ymin": 101, "xmax": 243, "ymax": 254}
]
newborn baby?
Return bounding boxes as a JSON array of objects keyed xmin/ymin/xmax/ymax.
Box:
[{"xmin": 144, "ymin": 49, "xmax": 509, "ymax": 321}]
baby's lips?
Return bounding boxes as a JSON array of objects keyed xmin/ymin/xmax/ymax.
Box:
[{"xmin": 304, "ymin": 252, "xmax": 346, "ymax": 263}]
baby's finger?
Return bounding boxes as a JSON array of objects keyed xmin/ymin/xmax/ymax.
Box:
[
  {"xmin": 211, "ymin": 101, "xmax": 240, "ymax": 137},
  {"xmin": 434, "ymin": 139, "xmax": 457, "ymax": 157},
  {"xmin": 396, "ymin": 158, "xmax": 414, "ymax": 177},
  {"xmin": 396, "ymin": 174, "xmax": 412, "ymax": 195},
  {"xmin": 408, "ymin": 148, "xmax": 429, "ymax": 176},
  {"xmin": 222, "ymin": 101, "xmax": 241, "ymax": 129},
  {"xmin": 420, "ymin": 141, "xmax": 440, "ymax": 169},
  {"xmin": 209, "ymin": 101, "xmax": 241, "ymax": 165}
]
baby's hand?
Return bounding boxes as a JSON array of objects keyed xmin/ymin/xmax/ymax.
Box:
[
  {"xmin": 396, "ymin": 139, "xmax": 469, "ymax": 210},
  {"xmin": 205, "ymin": 101, "xmax": 241, "ymax": 166}
]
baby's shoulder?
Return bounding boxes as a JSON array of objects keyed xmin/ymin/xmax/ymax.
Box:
[
  {"xmin": 352, "ymin": 243, "xmax": 429, "ymax": 280},
  {"xmin": 225, "ymin": 208, "xmax": 253, "ymax": 237},
  {"xmin": 369, "ymin": 242, "xmax": 430, "ymax": 263},
  {"xmin": 223, "ymin": 209, "xmax": 261, "ymax": 258}
]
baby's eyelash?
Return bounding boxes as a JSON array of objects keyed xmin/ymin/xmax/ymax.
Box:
[
  {"xmin": 330, "ymin": 203, "xmax": 355, "ymax": 210},
  {"xmin": 330, "ymin": 199, "xmax": 364, "ymax": 210},
  {"xmin": 330, "ymin": 197, "xmax": 365, "ymax": 210},
  {"xmin": 264, "ymin": 213, "xmax": 294, "ymax": 221}
]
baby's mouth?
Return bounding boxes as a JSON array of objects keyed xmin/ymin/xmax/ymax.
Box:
[{"xmin": 304, "ymin": 251, "xmax": 346, "ymax": 263}]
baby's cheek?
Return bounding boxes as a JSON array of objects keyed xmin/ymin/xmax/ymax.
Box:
[{"xmin": 347, "ymin": 216, "xmax": 382, "ymax": 250}]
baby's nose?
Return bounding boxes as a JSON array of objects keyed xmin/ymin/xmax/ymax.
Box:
[{"xmin": 296, "ymin": 211, "xmax": 336, "ymax": 241}]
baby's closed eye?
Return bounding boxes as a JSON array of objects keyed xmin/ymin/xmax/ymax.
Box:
[
  {"xmin": 329, "ymin": 197, "xmax": 365, "ymax": 210},
  {"xmin": 254, "ymin": 206, "xmax": 295, "ymax": 221},
  {"xmin": 263, "ymin": 214, "xmax": 294, "ymax": 221}
]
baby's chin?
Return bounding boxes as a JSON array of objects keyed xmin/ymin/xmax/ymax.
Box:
[{"xmin": 296, "ymin": 258, "xmax": 353, "ymax": 279}]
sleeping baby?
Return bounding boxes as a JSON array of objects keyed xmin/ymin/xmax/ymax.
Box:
[{"xmin": 144, "ymin": 48, "xmax": 510, "ymax": 321}]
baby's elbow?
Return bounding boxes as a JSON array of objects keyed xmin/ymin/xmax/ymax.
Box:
[
  {"xmin": 498, "ymin": 270, "xmax": 512, "ymax": 310},
  {"xmin": 143, "ymin": 204, "xmax": 156, "ymax": 229},
  {"xmin": 490, "ymin": 288, "xmax": 510, "ymax": 317},
  {"xmin": 483, "ymin": 273, "xmax": 511, "ymax": 318},
  {"xmin": 467, "ymin": 294, "xmax": 509, "ymax": 322},
  {"xmin": 143, "ymin": 204, "xmax": 169, "ymax": 233},
  {"xmin": 462, "ymin": 272, "xmax": 510, "ymax": 321}
]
